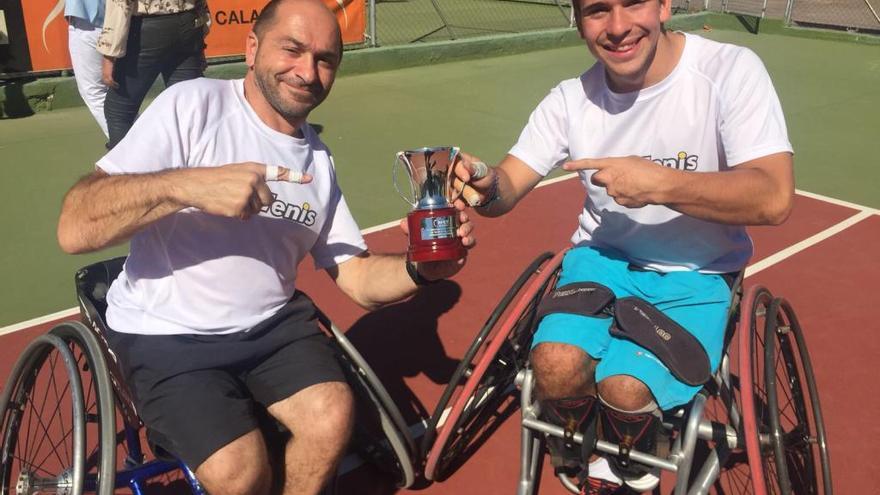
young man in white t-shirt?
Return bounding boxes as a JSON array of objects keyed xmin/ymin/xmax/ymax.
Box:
[
  {"xmin": 454, "ymin": 0, "xmax": 794, "ymax": 491},
  {"xmin": 57, "ymin": 1, "xmax": 474, "ymax": 494}
]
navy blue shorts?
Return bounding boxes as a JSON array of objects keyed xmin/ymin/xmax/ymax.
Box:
[{"xmin": 105, "ymin": 292, "xmax": 346, "ymax": 469}]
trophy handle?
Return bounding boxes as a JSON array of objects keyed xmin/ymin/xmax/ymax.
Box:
[
  {"xmin": 393, "ymin": 151, "xmax": 418, "ymax": 208},
  {"xmin": 445, "ymin": 147, "xmax": 465, "ymax": 204}
]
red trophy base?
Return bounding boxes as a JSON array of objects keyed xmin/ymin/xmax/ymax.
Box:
[{"xmin": 407, "ymin": 207, "xmax": 467, "ymax": 263}]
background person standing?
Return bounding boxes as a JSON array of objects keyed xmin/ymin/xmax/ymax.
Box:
[
  {"xmin": 66, "ymin": 0, "xmax": 109, "ymax": 137},
  {"xmin": 98, "ymin": 0, "xmax": 210, "ymax": 149}
]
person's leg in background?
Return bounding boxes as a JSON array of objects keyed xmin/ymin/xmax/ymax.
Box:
[
  {"xmin": 104, "ymin": 11, "xmax": 206, "ymax": 149},
  {"xmin": 67, "ymin": 16, "xmax": 109, "ymax": 137},
  {"xmin": 161, "ymin": 10, "xmax": 206, "ymax": 87},
  {"xmin": 103, "ymin": 15, "xmax": 163, "ymax": 149}
]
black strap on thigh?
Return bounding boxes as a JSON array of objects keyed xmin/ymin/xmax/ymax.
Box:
[
  {"xmin": 536, "ymin": 282, "xmax": 615, "ymax": 323},
  {"xmin": 609, "ymin": 297, "xmax": 711, "ymax": 386}
]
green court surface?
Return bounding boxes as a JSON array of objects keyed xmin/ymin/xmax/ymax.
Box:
[{"xmin": 0, "ymin": 26, "xmax": 878, "ymax": 327}]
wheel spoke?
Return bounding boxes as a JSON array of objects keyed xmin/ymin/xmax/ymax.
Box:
[
  {"xmin": 23, "ymin": 389, "xmax": 68, "ymax": 469},
  {"xmin": 32, "ymin": 425, "xmax": 76, "ymax": 477},
  {"xmin": 10, "ymin": 453, "xmax": 60, "ymax": 478},
  {"xmin": 29, "ymin": 353, "xmax": 60, "ymax": 466}
]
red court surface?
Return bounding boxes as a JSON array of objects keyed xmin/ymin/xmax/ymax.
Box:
[{"xmin": 1, "ymin": 176, "xmax": 877, "ymax": 493}]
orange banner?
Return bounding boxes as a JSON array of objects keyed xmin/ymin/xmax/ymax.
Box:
[
  {"xmin": 19, "ymin": 0, "xmax": 68, "ymax": 72},
  {"xmin": 206, "ymin": 0, "xmax": 365, "ymax": 57},
  {"xmin": 18, "ymin": 0, "xmax": 364, "ymax": 73}
]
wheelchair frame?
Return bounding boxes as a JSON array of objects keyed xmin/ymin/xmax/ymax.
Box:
[
  {"xmin": 422, "ymin": 249, "xmax": 832, "ymax": 494},
  {"xmin": 0, "ymin": 258, "xmax": 418, "ymax": 495}
]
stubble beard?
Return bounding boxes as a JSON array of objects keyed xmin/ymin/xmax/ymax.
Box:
[{"xmin": 254, "ymin": 66, "xmax": 321, "ymax": 122}]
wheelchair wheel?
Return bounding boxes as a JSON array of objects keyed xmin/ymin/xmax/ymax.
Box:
[
  {"xmin": 763, "ymin": 298, "xmax": 832, "ymax": 495},
  {"xmin": 318, "ymin": 313, "xmax": 416, "ymax": 488},
  {"xmin": 50, "ymin": 322, "xmax": 118, "ymax": 495},
  {"xmin": 423, "ymin": 250, "xmax": 565, "ymax": 482},
  {"xmin": 420, "ymin": 251, "xmax": 554, "ymax": 460},
  {"xmin": 738, "ymin": 285, "xmax": 778, "ymax": 494},
  {"xmin": 0, "ymin": 332, "xmax": 86, "ymax": 495}
]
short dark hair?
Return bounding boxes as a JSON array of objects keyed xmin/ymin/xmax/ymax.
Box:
[
  {"xmin": 251, "ymin": 0, "xmax": 344, "ymax": 62},
  {"xmin": 253, "ymin": 0, "xmax": 286, "ymax": 39}
]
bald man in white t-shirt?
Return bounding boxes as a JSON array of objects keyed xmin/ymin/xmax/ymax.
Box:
[
  {"xmin": 57, "ymin": 1, "xmax": 474, "ymax": 494},
  {"xmin": 453, "ymin": 0, "xmax": 793, "ymax": 491}
]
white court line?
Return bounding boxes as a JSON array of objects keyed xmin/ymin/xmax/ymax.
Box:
[
  {"xmin": 744, "ymin": 210, "xmax": 875, "ymax": 278},
  {"xmin": 795, "ymin": 188, "xmax": 880, "ymax": 214},
  {"xmin": 0, "ymin": 186, "xmax": 875, "ymax": 337},
  {"xmin": 0, "ymin": 307, "xmax": 80, "ymax": 337}
]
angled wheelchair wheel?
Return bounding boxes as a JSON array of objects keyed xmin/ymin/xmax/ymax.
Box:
[
  {"xmin": 423, "ymin": 249, "xmax": 566, "ymax": 482},
  {"xmin": 738, "ymin": 285, "xmax": 778, "ymax": 494},
  {"xmin": 50, "ymin": 321, "xmax": 118, "ymax": 495},
  {"xmin": 739, "ymin": 290, "xmax": 833, "ymax": 495},
  {"xmin": 420, "ymin": 251, "xmax": 554, "ymax": 460},
  {"xmin": 0, "ymin": 332, "xmax": 86, "ymax": 495},
  {"xmin": 318, "ymin": 312, "xmax": 416, "ymax": 488},
  {"xmin": 763, "ymin": 298, "xmax": 832, "ymax": 495}
]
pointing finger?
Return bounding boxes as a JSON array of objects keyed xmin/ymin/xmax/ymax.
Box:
[{"xmin": 562, "ymin": 158, "xmax": 606, "ymax": 171}]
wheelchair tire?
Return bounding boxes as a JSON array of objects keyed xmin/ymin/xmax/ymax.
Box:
[
  {"xmin": 420, "ymin": 251, "xmax": 554, "ymax": 461},
  {"xmin": 50, "ymin": 321, "xmax": 118, "ymax": 495},
  {"xmin": 763, "ymin": 297, "xmax": 832, "ymax": 495},
  {"xmin": 423, "ymin": 249, "xmax": 565, "ymax": 482},
  {"xmin": 739, "ymin": 284, "xmax": 789, "ymax": 495},
  {"xmin": 319, "ymin": 313, "xmax": 416, "ymax": 488},
  {"xmin": 0, "ymin": 333, "xmax": 86, "ymax": 495}
]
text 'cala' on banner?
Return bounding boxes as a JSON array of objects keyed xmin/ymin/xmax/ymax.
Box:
[{"xmin": 16, "ymin": 0, "xmax": 365, "ymax": 73}]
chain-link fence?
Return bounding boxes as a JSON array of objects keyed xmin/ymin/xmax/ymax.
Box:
[
  {"xmin": 787, "ymin": 0, "xmax": 880, "ymax": 32},
  {"xmin": 372, "ymin": 0, "xmax": 574, "ymax": 46},
  {"xmin": 673, "ymin": 0, "xmax": 877, "ymax": 30},
  {"xmin": 366, "ymin": 0, "xmax": 879, "ymax": 48}
]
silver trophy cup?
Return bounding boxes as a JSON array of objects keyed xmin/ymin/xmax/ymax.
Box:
[{"xmin": 393, "ymin": 146, "xmax": 466, "ymax": 262}]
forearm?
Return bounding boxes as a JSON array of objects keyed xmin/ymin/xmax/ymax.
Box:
[
  {"xmin": 57, "ymin": 170, "xmax": 186, "ymax": 253},
  {"xmin": 332, "ymin": 253, "xmax": 418, "ymax": 311},
  {"xmin": 473, "ymin": 155, "xmax": 543, "ymax": 218},
  {"xmin": 656, "ymin": 156, "xmax": 794, "ymax": 225}
]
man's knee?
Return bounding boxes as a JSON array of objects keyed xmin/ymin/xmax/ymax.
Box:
[
  {"xmin": 270, "ymin": 381, "xmax": 355, "ymax": 451},
  {"xmin": 196, "ymin": 429, "xmax": 272, "ymax": 495},
  {"xmin": 597, "ymin": 374, "xmax": 653, "ymax": 411},
  {"xmin": 531, "ymin": 343, "xmax": 596, "ymax": 398}
]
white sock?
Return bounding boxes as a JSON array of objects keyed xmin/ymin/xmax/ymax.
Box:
[{"xmin": 588, "ymin": 457, "xmax": 622, "ymax": 484}]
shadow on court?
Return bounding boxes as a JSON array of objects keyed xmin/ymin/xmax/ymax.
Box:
[{"xmin": 344, "ymin": 280, "xmax": 462, "ymax": 425}]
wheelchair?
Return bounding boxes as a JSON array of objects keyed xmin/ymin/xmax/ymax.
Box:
[
  {"xmin": 421, "ymin": 249, "xmax": 833, "ymax": 494},
  {"xmin": 0, "ymin": 257, "xmax": 418, "ymax": 495}
]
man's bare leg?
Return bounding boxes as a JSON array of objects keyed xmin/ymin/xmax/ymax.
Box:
[
  {"xmin": 531, "ymin": 342, "xmax": 597, "ymax": 399},
  {"xmin": 195, "ymin": 429, "xmax": 272, "ymax": 495},
  {"xmin": 268, "ymin": 381, "xmax": 355, "ymax": 495}
]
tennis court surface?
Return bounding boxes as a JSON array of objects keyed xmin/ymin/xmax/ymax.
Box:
[{"xmin": 1, "ymin": 20, "xmax": 878, "ymax": 494}]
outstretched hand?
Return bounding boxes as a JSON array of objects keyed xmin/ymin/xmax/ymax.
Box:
[
  {"xmin": 185, "ymin": 162, "xmax": 313, "ymax": 220},
  {"xmin": 563, "ymin": 156, "xmax": 667, "ymax": 208}
]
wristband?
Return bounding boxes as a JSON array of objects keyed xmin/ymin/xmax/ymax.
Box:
[
  {"xmin": 406, "ymin": 260, "xmax": 438, "ymax": 286},
  {"xmin": 474, "ymin": 171, "xmax": 501, "ymax": 209}
]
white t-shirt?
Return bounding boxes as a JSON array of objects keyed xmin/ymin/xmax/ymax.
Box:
[
  {"xmin": 510, "ymin": 33, "xmax": 792, "ymax": 273},
  {"xmin": 98, "ymin": 78, "xmax": 367, "ymax": 336}
]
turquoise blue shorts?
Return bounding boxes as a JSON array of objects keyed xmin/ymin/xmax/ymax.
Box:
[{"xmin": 532, "ymin": 247, "xmax": 733, "ymax": 411}]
